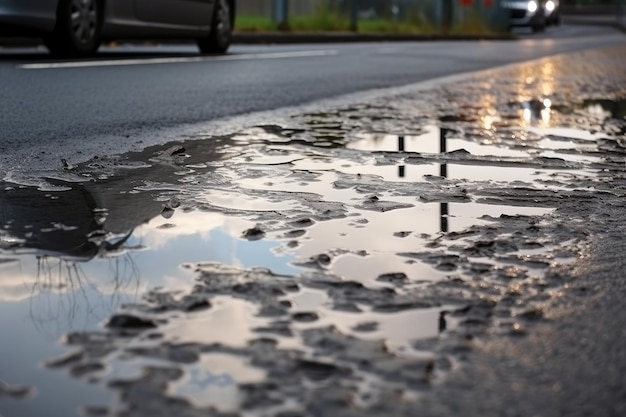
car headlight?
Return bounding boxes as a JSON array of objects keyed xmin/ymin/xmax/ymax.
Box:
[
  {"xmin": 545, "ymin": 0, "xmax": 555, "ymax": 12},
  {"xmin": 527, "ymin": 0, "xmax": 538, "ymax": 12}
]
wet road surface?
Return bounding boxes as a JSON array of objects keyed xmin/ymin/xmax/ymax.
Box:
[
  {"xmin": 1, "ymin": 39, "xmax": 626, "ymax": 416},
  {"xmin": 0, "ymin": 23, "xmax": 624, "ymax": 174}
]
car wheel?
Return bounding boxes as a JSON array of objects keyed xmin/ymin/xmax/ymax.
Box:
[
  {"xmin": 197, "ymin": 0, "xmax": 232, "ymax": 54},
  {"xmin": 44, "ymin": 0, "xmax": 102, "ymax": 57}
]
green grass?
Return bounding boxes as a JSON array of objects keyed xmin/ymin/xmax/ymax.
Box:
[
  {"xmin": 288, "ymin": 14, "xmax": 352, "ymax": 31},
  {"xmin": 235, "ymin": 14, "xmax": 438, "ymax": 33},
  {"xmin": 234, "ymin": 15, "xmax": 277, "ymax": 32},
  {"xmin": 358, "ymin": 19, "xmax": 436, "ymax": 34},
  {"xmin": 235, "ymin": 11, "xmax": 499, "ymax": 36},
  {"xmin": 448, "ymin": 12, "xmax": 495, "ymax": 35}
]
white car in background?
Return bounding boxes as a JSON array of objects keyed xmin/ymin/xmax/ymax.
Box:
[
  {"xmin": 503, "ymin": 0, "xmax": 547, "ymax": 32},
  {"xmin": 0, "ymin": 0, "xmax": 235, "ymax": 57},
  {"xmin": 545, "ymin": 0, "xmax": 561, "ymax": 25}
]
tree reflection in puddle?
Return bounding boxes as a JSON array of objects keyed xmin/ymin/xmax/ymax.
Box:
[
  {"xmin": 0, "ymin": 171, "xmax": 298, "ymax": 416},
  {"xmin": 27, "ymin": 253, "xmax": 139, "ymax": 337}
]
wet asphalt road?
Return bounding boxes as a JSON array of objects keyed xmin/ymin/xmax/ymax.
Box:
[
  {"xmin": 0, "ymin": 24, "xmax": 625, "ymax": 174},
  {"xmin": 1, "ymin": 23, "xmax": 626, "ymax": 417}
]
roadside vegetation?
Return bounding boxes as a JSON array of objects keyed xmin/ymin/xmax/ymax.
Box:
[
  {"xmin": 233, "ymin": 2, "xmax": 500, "ymax": 35},
  {"xmin": 235, "ymin": 14, "xmax": 439, "ymax": 33}
]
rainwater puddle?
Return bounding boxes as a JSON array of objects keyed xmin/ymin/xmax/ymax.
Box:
[
  {"xmin": 3, "ymin": 72, "xmax": 624, "ymax": 416},
  {"xmin": 289, "ymin": 202, "xmax": 553, "ymax": 285},
  {"xmin": 0, "ymin": 183, "xmax": 300, "ymax": 416},
  {"xmin": 164, "ymin": 297, "xmax": 266, "ymax": 347},
  {"xmin": 329, "ymin": 124, "xmax": 600, "ymax": 186},
  {"xmin": 168, "ymin": 353, "xmax": 266, "ymax": 411},
  {"xmin": 285, "ymin": 285, "xmax": 451, "ymax": 355},
  {"xmin": 292, "ymin": 156, "xmax": 594, "ymax": 188},
  {"xmin": 349, "ymin": 125, "xmax": 529, "ymax": 158},
  {"xmin": 0, "ymin": 121, "xmax": 571, "ymax": 416},
  {"xmin": 0, "ymin": 145, "xmax": 560, "ymax": 415}
]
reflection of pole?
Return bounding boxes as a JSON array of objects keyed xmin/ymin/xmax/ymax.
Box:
[
  {"xmin": 439, "ymin": 128, "xmax": 447, "ymax": 177},
  {"xmin": 440, "ymin": 202, "xmax": 449, "ymax": 233},
  {"xmin": 398, "ymin": 135, "xmax": 406, "ymax": 178},
  {"xmin": 439, "ymin": 311, "xmax": 447, "ymax": 332},
  {"xmin": 440, "ymin": 127, "xmax": 448, "ymax": 232}
]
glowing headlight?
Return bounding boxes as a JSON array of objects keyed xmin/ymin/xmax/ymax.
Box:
[
  {"xmin": 527, "ymin": 1, "xmax": 538, "ymax": 12},
  {"xmin": 545, "ymin": 0, "xmax": 556, "ymax": 11}
]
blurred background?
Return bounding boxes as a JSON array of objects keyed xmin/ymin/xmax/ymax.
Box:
[{"xmin": 234, "ymin": 0, "xmax": 626, "ymax": 34}]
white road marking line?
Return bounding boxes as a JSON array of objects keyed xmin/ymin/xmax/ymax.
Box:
[{"xmin": 19, "ymin": 49, "xmax": 338, "ymax": 70}]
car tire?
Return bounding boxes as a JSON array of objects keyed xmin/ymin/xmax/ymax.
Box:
[
  {"xmin": 44, "ymin": 0, "xmax": 102, "ymax": 57},
  {"xmin": 197, "ymin": 0, "xmax": 232, "ymax": 54}
]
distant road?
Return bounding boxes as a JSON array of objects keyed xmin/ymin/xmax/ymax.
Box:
[{"xmin": 0, "ymin": 23, "xmax": 624, "ymax": 174}]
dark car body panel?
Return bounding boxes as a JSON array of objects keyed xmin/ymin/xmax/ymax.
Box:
[{"xmin": 0, "ymin": 0, "xmax": 235, "ymax": 40}]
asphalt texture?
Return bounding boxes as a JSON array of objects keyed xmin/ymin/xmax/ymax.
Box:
[
  {"xmin": 421, "ymin": 233, "xmax": 626, "ymax": 417},
  {"xmin": 1, "ymin": 23, "xmax": 626, "ymax": 417},
  {"xmin": 0, "ymin": 24, "xmax": 624, "ymax": 174}
]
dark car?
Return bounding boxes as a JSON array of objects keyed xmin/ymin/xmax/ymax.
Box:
[{"xmin": 0, "ymin": 0, "xmax": 235, "ymax": 57}]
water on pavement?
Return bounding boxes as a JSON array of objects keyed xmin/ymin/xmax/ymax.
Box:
[{"xmin": 1, "ymin": 45, "xmax": 626, "ymax": 416}]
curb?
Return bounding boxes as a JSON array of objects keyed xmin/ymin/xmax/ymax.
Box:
[{"xmin": 0, "ymin": 32, "xmax": 514, "ymax": 49}]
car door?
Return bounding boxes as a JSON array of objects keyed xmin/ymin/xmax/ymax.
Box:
[{"xmin": 134, "ymin": 0, "xmax": 214, "ymax": 28}]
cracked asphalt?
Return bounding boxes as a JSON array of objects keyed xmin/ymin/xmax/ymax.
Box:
[{"xmin": 1, "ymin": 43, "xmax": 626, "ymax": 417}]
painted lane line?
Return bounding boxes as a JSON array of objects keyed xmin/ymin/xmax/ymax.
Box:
[{"xmin": 20, "ymin": 49, "xmax": 338, "ymax": 70}]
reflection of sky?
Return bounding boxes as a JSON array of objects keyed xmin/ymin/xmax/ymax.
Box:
[
  {"xmin": 0, "ymin": 210, "xmax": 299, "ymax": 303},
  {"xmin": 0, "ymin": 287, "xmax": 119, "ymax": 417},
  {"xmin": 340, "ymin": 123, "xmax": 604, "ymax": 181},
  {"xmin": 0, "ymin": 187, "xmax": 553, "ymax": 414},
  {"xmin": 168, "ymin": 353, "xmax": 265, "ymax": 411},
  {"xmin": 284, "ymin": 287, "xmax": 453, "ymax": 356},
  {"xmin": 294, "ymin": 202, "xmax": 553, "ymax": 284},
  {"xmin": 349, "ymin": 123, "xmax": 606, "ymax": 164},
  {"xmin": 310, "ymin": 160, "xmax": 588, "ymax": 186},
  {"xmin": 165, "ymin": 296, "xmax": 266, "ymax": 347},
  {"xmin": 350, "ymin": 126, "xmax": 528, "ymax": 158},
  {"xmin": 127, "ymin": 212, "xmax": 299, "ymax": 284},
  {"xmin": 0, "ymin": 208, "xmax": 301, "ymax": 416}
]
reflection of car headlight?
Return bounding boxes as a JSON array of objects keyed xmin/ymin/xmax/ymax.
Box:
[
  {"xmin": 545, "ymin": 0, "xmax": 555, "ymax": 12},
  {"xmin": 527, "ymin": 0, "xmax": 538, "ymax": 12}
]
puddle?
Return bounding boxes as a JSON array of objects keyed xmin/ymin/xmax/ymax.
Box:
[
  {"xmin": 0, "ymin": 118, "xmax": 598, "ymax": 416},
  {"xmin": 348, "ymin": 125, "xmax": 530, "ymax": 158},
  {"xmin": 0, "ymin": 131, "xmax": 566, "ymax": 415},
  {"xmin": 2, "ymin": 50, "xmax": 626, "ymax": 416},
  {"xmin": 0, "ymin": 180, "xmax": 301, "ymax": 416},
  {"xmin": 168, "ymin": 353, "xmax": 266, "ymax": 411},
  {"xmin": 164, "ymin": 297, "xmax": 267, "ymax": 347}
]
